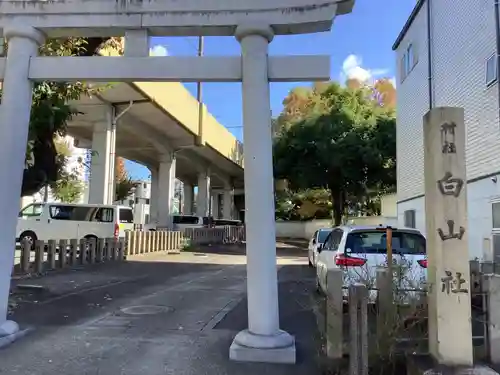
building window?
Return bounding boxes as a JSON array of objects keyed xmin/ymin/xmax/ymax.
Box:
[
  {"xmin": 486, "ymin": 54, "xmax": 497, "ymax": 86},
  {"xmin": 400, "ymin": 44, "xmax": 417, "ymax": 82},
  {"xmin": 492, "ymin": 202, "xmax": 500, "ymax": 229},
  {"xmin": 404, "ymin": 209, "xmax": 416, "ymax": 228}
]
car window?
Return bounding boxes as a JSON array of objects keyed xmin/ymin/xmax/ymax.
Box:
[
  {"xmin": 49, "ymin": 205, "xmax": 96, "ymax": 221},
  {"xmin": 324, "ymin": 230, "xmax": 343, "ymax": 251},
  {"xmin": 312, "ymin": 231, "xmax": 318, "ymax": 241},
  {"xmin": 317, "ymin": 229, "xmax": 332, "ymax": 243},
  {"xmin": 19, "ymin": 203, "xmax": 44, "ymax": 217},
  {"xmin": 96, "ymin": 208, "xmax": 114, "ymax": 223},
  {"xmin": 345, "ymin": 230, "xmax": 426, "ymax": 255},
  {"xmin": 118, "ymin": 208, "xmax": 134, "ymax": 223}
]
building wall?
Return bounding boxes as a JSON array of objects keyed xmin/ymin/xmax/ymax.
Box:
[
  {"xmin": 395, "ymin": 5, "xmax": 430, "ymax": 201},
  {"xmin": 398, "ymin": 178, "xmax": 500, "ymax": 260},
  {"xmin": 431, "ymin": 0, "xmax": 499, "ymax": 180},
  {"xmin": 395, "ymin": 0, "xmax": 500, "ymax": 260}
]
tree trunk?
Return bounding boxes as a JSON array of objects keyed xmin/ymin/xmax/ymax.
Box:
[{"xmin": 331, "ymin": 188, "xmax": 344, "ymax": 226}]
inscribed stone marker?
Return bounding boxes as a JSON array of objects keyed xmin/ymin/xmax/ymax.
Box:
[{"xmin": 423, "ymin": 107, "xmax": 473, "ymax": 366}]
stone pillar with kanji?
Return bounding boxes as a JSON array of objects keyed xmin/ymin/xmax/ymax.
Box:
[{"xmin": 424, "ymin": 107, "xmax": 473, "ymax": 366}]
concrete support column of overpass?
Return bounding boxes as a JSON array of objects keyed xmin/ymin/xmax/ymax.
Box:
[
  {"xmin": 230, "ymin": 25, "xmax": 295, "ymax": 363},
  {"xmin": 148, "ymin": 167, "xmax": 159, "ymax": 224},
  {"xmin": 183, "ymin": 183, "xmax": 193, "ymax": 215},
  {"xmin": 88, "ymin": 108, "xmax": 115, "ymax": 205},
  {"xmin": 196, "ymin": 171, "xmax": 210, "ymax": 217},
  {"xmin": 211, "ymin": 192, "xmax": 220, "ymax": 219},
  {"xmin": 157, "ymin": 152, "xmax": 176, "ymax": 228},
  {"xmin": 0, "ymin": 24, "xmax": 45, "ymax": 339},
  {"xmin": 223, "ymin": 186, "xmax": 234, "ymax": 220}
]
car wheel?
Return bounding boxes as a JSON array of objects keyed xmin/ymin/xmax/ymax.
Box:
[{"xmin": 19, "ymin": 231, "xmax": 37, "ymax": 251}]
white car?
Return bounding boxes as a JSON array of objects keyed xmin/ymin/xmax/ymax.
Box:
[
  {"xmin": 17, "ymin": 202, "xmax": 135, "ymax": 247},
  {"xmin": 315, "ymin": 225, "xmax": 427, "ymax": 303},
  {"xmin": 308, "ymin": 228, "xmax": 333, "ymax": 268}
]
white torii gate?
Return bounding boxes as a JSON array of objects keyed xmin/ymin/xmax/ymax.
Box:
[{"xmin": 0, "ymin": 0, "xmax": 354, "ymax": 364}]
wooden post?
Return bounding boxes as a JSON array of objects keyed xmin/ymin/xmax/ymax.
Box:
[
  {"xmin": 386, "ymin": 226, "xmax": 393, "ymax": 276},
  {"xmin": 424, "ymin": 107, "xmax": 473, "ymax": 366},
  {"xmin": 96, "ymin": 238, "xmax": 105, "ymax": 262},
  {"xmin": 79, "ymin": 238, "xmax": 88, "ymax": 265},
  {"xmin": 34, "ymin": 240, "xmax": 44, "ymax": 273},
  {"xmin": 69, "ymin": 239, "xmax": 78, "ymax": 266},
  {"xmin": 47, "ymin": 239, "xmax": 56, "ymax": 270},
  {"xmin": 89, "ymin": 237, "xmax": 97, "ymax": 264},
  {"xmin": 58, "ymin": 239, "xmax": 67, "ymax": 268},
  {"xmin": 20, "ymin": 239, "xmax": 31, "ymax": 273},
  {"xmin": 348, "ymin": 283, "xmax": 368, "ymax": 375},
  {"xmin": 137, "ymin": 231, "xmax": 144, "ymax": 254},
  {"xmin": 326, "ymin": 268, "xmax": 343, "ymax": 359},
  {"xmin": 125, "ymin": 231, "xmax": 132, "ymax": 258},
  {"xmin": 106, "ymin": 238, "xmax": 115, "ymax": 260}
]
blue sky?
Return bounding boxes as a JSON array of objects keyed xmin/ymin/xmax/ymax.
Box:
[{"xmin": 126, "ymin": 0, "xmax": 416, "ymax": 179}]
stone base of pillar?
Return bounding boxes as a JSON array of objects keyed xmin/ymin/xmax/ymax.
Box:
[
  {"xmin": 229, "ymin": 329, "xmax": 296, "ymax": 364},
  {"xmin": 0, "ymin": 320, "xmax": 30, "ymax": 349}
]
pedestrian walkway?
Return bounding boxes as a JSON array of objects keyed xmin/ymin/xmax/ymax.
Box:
[{"xmin": 2, "ymin": 249, "xmax": 320, "ymax": 374}]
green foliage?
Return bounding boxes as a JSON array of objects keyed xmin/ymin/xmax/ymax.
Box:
[
  {"xmin": 1, "ymin": 37, "xmax": 121, "ymax": 197},
  {"xmin": 273, "ymin": 82, "xmax": 396, "ymax": 225},
  {"xmin": 49, "ymin": 137, "xmax": 83, "ymax": 203},
  {"xmin": 115, "ymin": 178, "xmax": 137, "ymax": 202},
  {"xmin": 275, "ymin": 189, "xmax": 332, "ymax": 221},
  {"xmin": 180, "ymin": 238, "xmax": 193, "ymax": 251},
  {"xmin": 51, "ymin": 179, "xmax": 84, "ymax": 203}
]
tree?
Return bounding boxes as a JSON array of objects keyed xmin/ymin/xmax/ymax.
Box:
[
  {"xmin": 4, "ymin": 37, "xmax": 123, "ymax": 197},
  {"xmin": 373, "ymin": 78, "xmax": 397, "ymax": 109},
  {"xmin": 49, "ymin": 137, "xmax": 84, "ymax": 203},
  {"xmin": 115, "ymin": 157, "xmax": 127, "ymax": 182},
  {"xmin": 114, "ymin": 157, "xmax": 136, "ymax": 202},
  {"xmin": 273, "ymin": 82, "xmax": 396, "ymax": 225},
  {"xmin": 274, "ymin": 87, "xmax": 316, "ymax": 135}
]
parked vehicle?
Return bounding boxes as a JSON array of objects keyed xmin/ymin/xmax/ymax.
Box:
[
  {"xmin": 213, "ymin": 219, "xmax": 242, "ymax": 227},
  {"xmin": 308, "ymin": 228, "xmax": 333, "ymax": 268},
  {"xmin": 173, "ymin": 215, "xmax": 211, "ymax": 230},
  {"xmin": 17, "ymin": 203, "xmax": 134, "ymax": 248},
  {"xmin": 144, "ymin": 215, "xmax": 212, "ymax": 231},
  {"xmin": 315, "ymin": 225, "xmax": 427, "ymax": 303}
]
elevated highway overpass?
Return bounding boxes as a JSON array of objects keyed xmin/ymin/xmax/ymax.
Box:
[{"xmin": 68, "ymin": 79, "xmax": 245, "ymax": 223}]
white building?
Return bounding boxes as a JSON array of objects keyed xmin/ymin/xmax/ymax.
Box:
[{"xmin": 393, "ymin": 0, "xmax": 500, "ymax": 260}]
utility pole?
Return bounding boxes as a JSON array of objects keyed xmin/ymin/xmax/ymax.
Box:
[{"xmin": 196, "ymin": 36, "xmax": 204, "ymax": 146}]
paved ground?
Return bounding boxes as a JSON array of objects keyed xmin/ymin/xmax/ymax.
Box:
[{"xmin": 2, "ymin": 242, "xmax": 321, "ymax": 375}]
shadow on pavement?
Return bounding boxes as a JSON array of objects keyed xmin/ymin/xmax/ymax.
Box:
[
  {"xmin": 5, "ymin": 249, "xmax": 322, "ymax": 374},
  {"xmin": 215, "ymin": 264, "xmax": 319, "ymax": 366},
  {"xmin": 9, "ymin": 260, "xmax": 225, "ymax": 328},
  {"xmin": 183, "ymin": 243, "xmax": 309, "ymax": 259}
]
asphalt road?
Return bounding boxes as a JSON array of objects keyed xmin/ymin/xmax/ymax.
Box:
[{"xmin": 3, "ymin": 244, "xmax": 321, "ymax": 375}]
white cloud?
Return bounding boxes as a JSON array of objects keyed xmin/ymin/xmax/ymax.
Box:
[
  {"xmin": 149, "ymin": 45, "xmax": 168, "ymax": 56},
  {"xmin": 341, "ymin": 54, "xmax": 389, "ymax": 84}
]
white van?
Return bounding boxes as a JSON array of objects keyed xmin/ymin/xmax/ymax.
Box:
[{"xmin": 16, "ymin": 202, "xmax": 135, "ymax": 247}]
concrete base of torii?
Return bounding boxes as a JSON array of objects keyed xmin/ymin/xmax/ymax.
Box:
[
  {"xmin": 0, "ymin": 320, "xmax": 31, "ymax": 349},
  {"xmin": 229, "ymin": 329, "xmax": 296, "ymax": 364}
]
